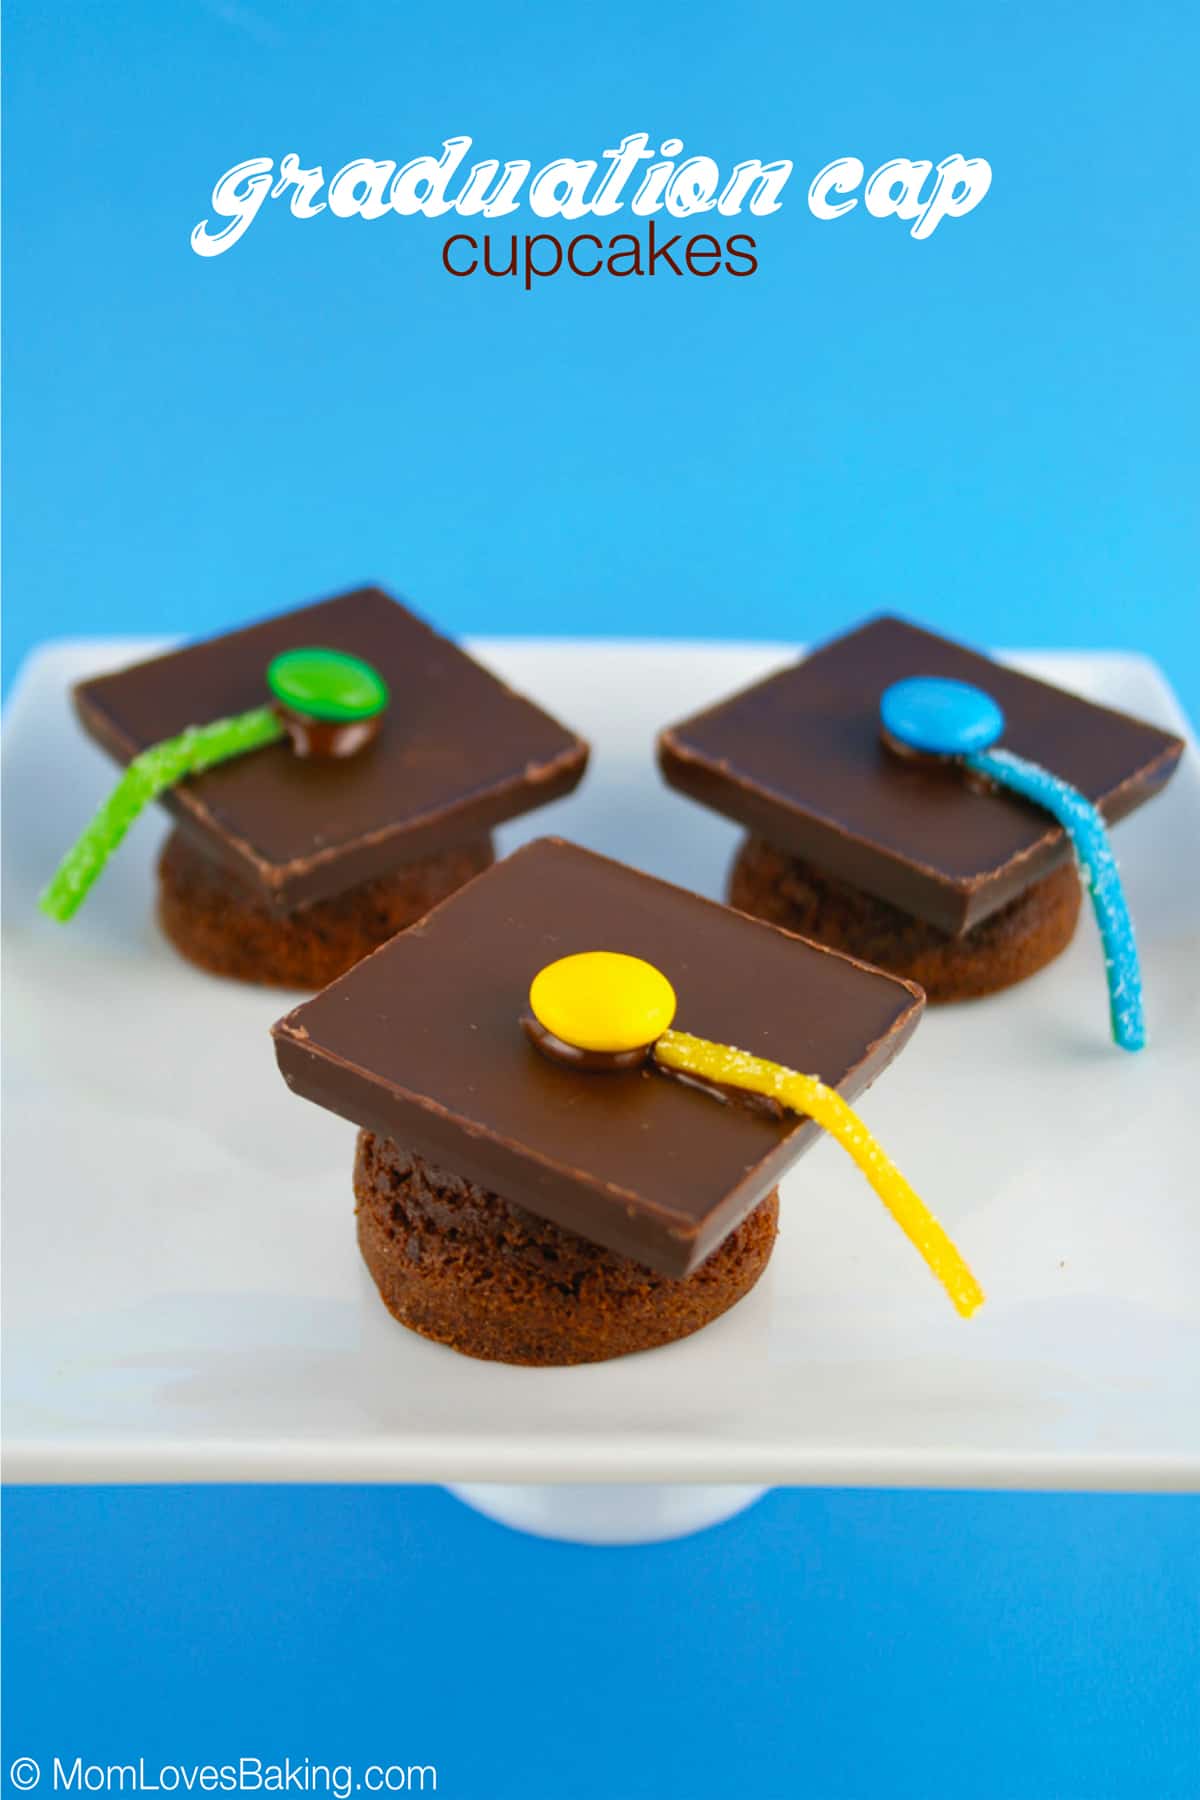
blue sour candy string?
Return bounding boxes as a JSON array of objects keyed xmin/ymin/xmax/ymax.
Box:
[{"xmin": 964, "ymin": 745, "xmax": 1145, "ymax": 1052}]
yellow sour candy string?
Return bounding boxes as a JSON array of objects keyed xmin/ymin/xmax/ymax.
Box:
[{"xmin": 654, "ymin": 1029, "xmax": 984, "ymax": 1318}]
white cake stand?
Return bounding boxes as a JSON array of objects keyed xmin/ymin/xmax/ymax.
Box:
[
  {"xmin": 4, "ymin": 640, "xmax": 1199, "ymax": 1530},
  {"xmin": 446, "ymin": 1483, "xmax": 767, "ymax": 1544}
]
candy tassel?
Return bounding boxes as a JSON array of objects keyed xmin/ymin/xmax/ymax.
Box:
[
  {"xmin": 654, "ymin": 1029, "xmax": 985, "ymax": 1317},
  {"xmin": 40, "ymin": 705, "xmax": 285, "ymax": 923},
  {"xmin": 966, "ymin": 745, "xmax": 1145, "ymax": 1051}
]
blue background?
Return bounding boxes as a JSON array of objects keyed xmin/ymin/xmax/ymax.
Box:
[{"xmin": 4, "ymin": 2, "xmax": 1198, "ymax": 1795}]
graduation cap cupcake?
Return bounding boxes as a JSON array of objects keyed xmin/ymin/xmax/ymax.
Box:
[
  {"xmin": 658, "ymin": 617, "xmax": 1184, "ymax": 1050},
  {"xmin": 41, "ymin": 587, "xmax": 589, "ymax": 987},
  {"xmin": 271, "ymin": 838, "xmax": 983, "ymax": 1366}
]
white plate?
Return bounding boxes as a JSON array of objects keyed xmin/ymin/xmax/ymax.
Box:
[{"xmin": 3, "ymin": 638, "xmax": 1198, "ymax": 1492}]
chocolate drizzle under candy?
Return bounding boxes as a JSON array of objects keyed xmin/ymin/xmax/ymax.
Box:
[
  {"xmin": 521, "ymin": 1014, "xmax": 649, "ymax": 1072},
  {"xmin": 274, "ymin": 704, "xmax": 383, "ymax": 760},
  {"xmin": 40, "ymin": 646, "xmax": 390, "ymax": 922},
  {"xmin": 522, "ymin": 1011, "xmax": 786, "ymax": 1117},
  {"xmin": 880, "ymin": 675, "xmax": 1146, "ymax": 1051}
]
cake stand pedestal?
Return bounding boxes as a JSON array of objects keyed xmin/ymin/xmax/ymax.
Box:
[{"xmin": 446, "ymin": 1482, "xmax": 768, "ymax": 1545}]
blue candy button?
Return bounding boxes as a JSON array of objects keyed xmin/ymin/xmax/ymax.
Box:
[{"xmin": 880, "ymin": 676, "xmax": 1006, "ymax": 756}]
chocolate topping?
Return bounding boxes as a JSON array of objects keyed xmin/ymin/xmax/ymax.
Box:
[
  {"xmin": 520, "ymin": 1014, "xmax": 650, "ymax": 1072},
  {"xmin": 271, "ymin": 838, "xmax": 924, "ymax": 1277},
  {"xmin": 73, "ymin": 587, "xmax": 589, "ymax": 913},
  {"xmin": 878, "ymin": 727, "xmax": 954, "ymax": 768},
  {"xmin": 658, "ymin": 615, "xmax": 1184, "ymax": 936},
  {"xmin": 274, "ymin": 703, "xmax": 383, "ymax": 761}
]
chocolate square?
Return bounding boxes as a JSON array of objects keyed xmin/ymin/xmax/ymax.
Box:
[
  {"xmin": 73, "ymin": 587, "xmax": 589, "ymax": 910},
  {"xmin": 658, "ymin": 616, "xmax": 1185, "ymax": 935},
  {"xmin": 271, "ymin": 838, "xmax": 924, "ymax": 1276}
]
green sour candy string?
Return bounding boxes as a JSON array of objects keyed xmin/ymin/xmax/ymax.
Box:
[{"xmin": 39, "ymin": 704, "xmax": 285, "ymax": 923}]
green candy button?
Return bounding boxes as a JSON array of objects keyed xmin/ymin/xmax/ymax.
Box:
[{"xmin": 266, "ymin": 647, "xmax": 390, "ymax": 723}]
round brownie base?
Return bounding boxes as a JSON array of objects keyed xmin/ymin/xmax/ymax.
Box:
[
  {"xmin": 354, "ymin": 1131, "xmax": 779, "ymax": 1366},
  {"xmin": 157, "ymin": 826, "xmax": 494, "ymax": 990},
  {"xmin": 728, "ymin": 835, "xmax": 1082, "ymax": 1002}
]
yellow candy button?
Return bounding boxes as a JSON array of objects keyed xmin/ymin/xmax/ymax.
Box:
[{"xmin": 529, "ymin": 952, "xmax": 677, "ymax": 1054}]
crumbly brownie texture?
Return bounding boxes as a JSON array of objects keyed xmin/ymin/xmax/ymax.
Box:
[
  {"xmin": 354, "ymin": 1132, "xmax": 780, "ymax": 1365},
  {"xmin": 729, "ymin": 836, "xmax": 1082, "ymax": 1003},
  {"xmin": 157, "ymin": 827, "xmax": 494, "ymax": 989}
]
